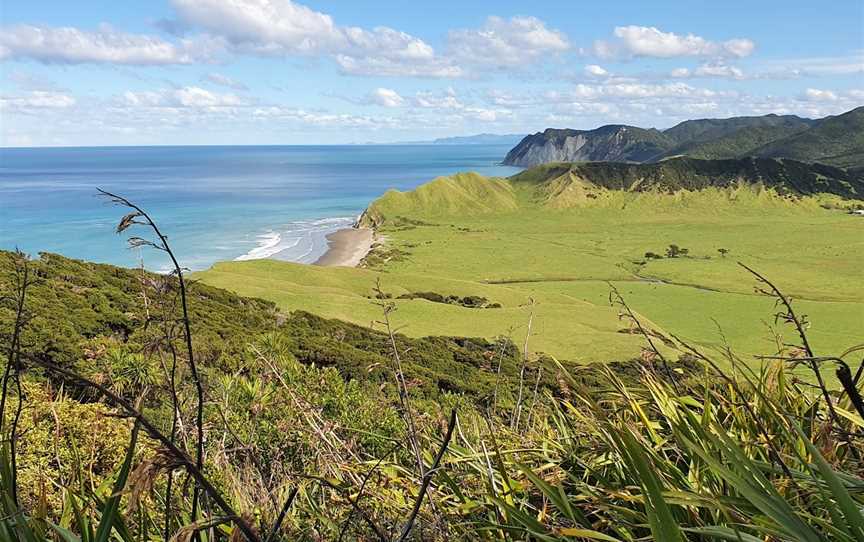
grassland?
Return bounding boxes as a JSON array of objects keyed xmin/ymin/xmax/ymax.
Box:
[{"xmin": 195, "ymin": 170, "xmax": 863, "ymax": 366}]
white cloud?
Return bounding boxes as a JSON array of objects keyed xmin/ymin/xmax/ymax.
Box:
[
  {"xmin": 1, "ymin": 3, "xmax": 575, "ymax": 79},
  {"xmin": 203, "ymin": 72, "xmax": 248, "ymax": 90},
  {"xmin": 0, "ymin": 24, "xmax": 204, "ymax": 65},
  {"xmin": 755, "ymin": 52, "xmax": 864, "ymax": 78},
  {"xmin": 847, "ymin": 89, "xmax": 864, "ymax": 100},
  {"xmin": 723, "ymin": 38, "xmax": 755, "ymax": 58},
  {"xmin": 171, "ymin": 0, "xmax": 454, "ymax": 77},
  {"xmin": 334, "ymin": 55, "xmax": 463, "ymax": 78},
  {"xmin": 584, "ymin": 64, "xmax": 609, "ymax": 77},
  {"xmin": 414, "ymin": 87, "xmax": 463, "ymax": 109},
  {"xmin": 171, "ymin": 0, "xmax": 340, "ymax": 53},
  {"xmin": 171, "ymin": 2, "xmax": 570, "ymax": 77},
  {"xmin": 446, "ymin": 16, "xmax": 569, "ymax": 68},
  {"xmin": 803, "ymin": 88, "xmax": 838, "ymax": 101},
  {"xmin": 361, "ymin": 87, "xmax": 512, "ymax": 121},
  {"xmin": 7, "ymin": 80, "xmax": 862, "ymax": 146},
  {"xmin": 0, "ymin": 91, "xmax": 76, "ymax": 111},
  {"xmin": 4, "ymin": 70, "xmax": 64, "ymax": 91},
  {"xmin": 506, "ymin": 80, "xmax": 862, "ymax": 131},
  {"xmin": 247, "ymin": 106, "xmax": 398, "ymax": 128},
  {"xmin": 695, "ymin": 64, "xmax": 744, "ymax": 79},
  {"xmin": 95, "ymin": 86, "xmax": 403, "ymax": 135},
  {"xmin": 368, "ymin": 87, "xmax": 404, "ymax": 107},
  {"xmin": 174, "ymin": 86, "xmax": 245, "ymax": 107},
  {"xmin": 1, "ymin": 131, "xmax": 34, "ymax": 147},
  {"xmin": 484, "ymin": 89, "xmax": 531, "ymax": 107},
  {"xmin": 550, "ymin": 82, "xmax": 734, "ymax": 101},
  {"xmin": 595, "ymin": 26, "xmax": 755, "ymax": 59},
  {"xmin": 122, "ymin": 86, "xmax": 246, "ymax": 108},
  {"xmin": 671, "ymin": 63, "xmax": 745, "ymax": 80}
]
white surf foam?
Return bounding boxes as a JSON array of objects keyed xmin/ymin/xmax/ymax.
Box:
[
  {"xmin": 235, "ymin": 231, "xmax": 284, "ymax": 261},
  {"xmin": 233, "ymin": 217, "xmax": 356, "ymax": 263}
]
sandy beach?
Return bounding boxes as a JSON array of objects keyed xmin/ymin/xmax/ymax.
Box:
[{"xmin": 313, "ymin": 227, "xmax": 374, "ymax": 267}]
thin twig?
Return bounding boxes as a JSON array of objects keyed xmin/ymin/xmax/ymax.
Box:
[
  {"xmin": 525, "ymin": 367, "xmax": 543, "ymax": 429},
  {"xmin": 337, "ymin": 441, "xmax": 400, "ymax": 542},
  {"xmin": 99, "ymin": 188, "xmax": 207, "ymax": 522},
  {"xmin": 265, "ymin": 487, "xmax": 298, "ymax": 542},
  {"xmin": 288, "ymin": 473, "xmax": 387, "ymax": 541},
  {"xmin": 17, "ymin": 350, "xmax": 260, "ymax": 542},
  {"xmin": 608, "ymin": 283, "xmax": 679, "ymax": 393},
  {"xmin": 491, "ymin": 331, "xmax": 513, "ymax": 414},
  {"xmin": 512, "ymin": 300, "xmax": 535, "ymax": 430},
  {"xmin": 396, "ymin": 409, "xmax": 457, "ymax": 542},
  {"xmin": 1, "ymin": 250, "xmax": 33, "ymax": 505},
  {"xmin": 372, "ymin": 282, "xmax": 427, "ymax": 484},
  {"xmin": 738, "ymin": 262, "xmax": 843, "ymax": 431}
]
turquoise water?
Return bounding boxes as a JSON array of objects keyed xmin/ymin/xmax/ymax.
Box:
[{"xmin": 0, "ymin": 145, "xmax": 520, "ymax": 271}]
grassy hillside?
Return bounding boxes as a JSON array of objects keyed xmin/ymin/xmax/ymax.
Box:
[
  {"xmin": 197, "ymin": 166, "xmax": 864, "ymax": 366},
  {"xmin": 358, "ymin": 171, "xmax": 518, "ymax": 227},
  {"xmin": 663, "ymin": 117, "xmax": 813, "ymax": 160},
  {"xmin": 512, "ymin": 157, "xmax": 864, "ymax": 202},
  {"xmin": 662, "ymin": 113, "xmax": 812, "ymax": 144},
  {"xmin": 756, "ymin": 106, "xmax": 864, "ymax": 168},
  {"xmin": 0, "ymin": 250, "xmax": 548, "ymax": 403}
]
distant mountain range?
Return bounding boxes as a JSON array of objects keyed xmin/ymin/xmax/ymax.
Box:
[
  {"xmin": 503, "ymin": 107, "xmax": 864, "ymax": 169},
  {"xmin": 394, "ymin": 133, "xmax": 526, "ymax": 146}
]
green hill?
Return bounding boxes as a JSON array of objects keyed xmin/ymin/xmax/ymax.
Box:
[
  {"xmin": 755, "ymin": 106, "xmax": 864, "ymax": 168},
  {"xmin": 362, "ymin": 157, "xmax": 863, "ymax": 223},
  {"xmin": 661, "ymin": 115, "xmax": 813, "ymax": 160},
  {"xmin": 358, "ymin": 171, "xmax": 518, "ymax": 226},
  {"xmin": 662, "ymin": 114, "xmax": 811, "ymax": 146}
]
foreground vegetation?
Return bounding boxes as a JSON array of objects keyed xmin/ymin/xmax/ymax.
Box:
[
  {"xmin": 3, "ymin": 243, "xmax": 864, "ymax": 541},
  {"xmin": 2, "ymin": 174, "xmax": 863, "ymax": 540}
]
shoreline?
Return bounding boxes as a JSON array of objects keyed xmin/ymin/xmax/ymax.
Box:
[{"xmin": 313, "ymin": 227, "xmax": 374, "ymax": 267}]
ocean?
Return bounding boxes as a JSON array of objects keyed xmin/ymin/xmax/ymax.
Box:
[{"xmin": 0, "ymin": 145, "xmax": 520, "ymax": 272}]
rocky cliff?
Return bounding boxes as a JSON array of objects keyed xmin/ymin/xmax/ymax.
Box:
[{"xmin": 503, "ymin": 125, "xmax": 672, "ymax": 167}]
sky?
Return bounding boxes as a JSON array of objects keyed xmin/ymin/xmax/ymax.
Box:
[{"xmin": 0, "ymin": 0, "xmax": 862, "ymax": 146}]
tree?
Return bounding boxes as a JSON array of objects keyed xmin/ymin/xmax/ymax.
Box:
[{"xmin": 665, "ymin": 244, "xmax": 689, "ymax": 258}]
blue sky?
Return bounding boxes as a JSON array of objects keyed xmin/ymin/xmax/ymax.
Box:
[{"xmin": 1, "ymin": 0, "xmax": 862, "ymax": 146}]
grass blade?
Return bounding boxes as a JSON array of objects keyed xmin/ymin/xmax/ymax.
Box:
[{"xmin": 93, "ymin": 421, "xmax": 139, "ymax": 542}]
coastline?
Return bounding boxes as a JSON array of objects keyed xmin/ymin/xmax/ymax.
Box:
[{"xmin": 313, "ymin": 227, "xmax": 374, "ymax": 267}]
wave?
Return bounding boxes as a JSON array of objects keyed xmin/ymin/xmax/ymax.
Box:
[
  {"xmin": 234, "ymin": 216, "xmax": 355, "ymax": 263},
  {"xmin": 235, "ymin": 231, "xmax": 286, "ymax": 261}
]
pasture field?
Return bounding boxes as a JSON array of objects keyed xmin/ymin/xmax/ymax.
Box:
[{"xmin": 195, "ymin": 172, "xmax": 863, "ymax": 365}]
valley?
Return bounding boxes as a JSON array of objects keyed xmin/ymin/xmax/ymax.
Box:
[{"xmin": 195, "ymin": 160, "xmax": 864, "ymax": 367}]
